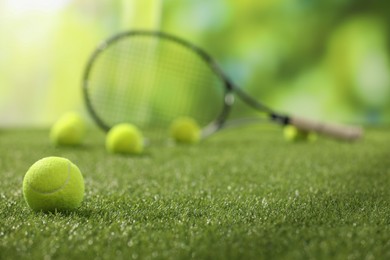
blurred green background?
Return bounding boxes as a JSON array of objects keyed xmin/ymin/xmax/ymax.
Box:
[{"xmin": 0, "ymin": 0, "xmax": 389, "ymax": 127}]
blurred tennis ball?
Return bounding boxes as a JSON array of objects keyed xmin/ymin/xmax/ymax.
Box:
[
  {"xmin": 170, "ymin": 117, "xmax": 201, "ymax": 144},
  {"xmin": 50, "ymin": 112, "xmax": 86, "ymax": 146},
  {"xmin": 23, "ymin": 157, "xmax": 85, "ymax": 212},
  {"xmin": 106, "ymin": 123, "xmax": 144, "ymax": 154},
  {"xmin": 283, "ymin": 125, "xmax": 317, "ymax": 142}
]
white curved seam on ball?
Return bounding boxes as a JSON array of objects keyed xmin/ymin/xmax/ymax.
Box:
[{"xmin": 28, "ymin": 162, "xmax": 71, "ymax": 195}]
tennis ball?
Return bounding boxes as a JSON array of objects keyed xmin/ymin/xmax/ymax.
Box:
[
  {"xmin": 283, "ymin": 125, "xmax": 317, "ymax": 142},
  {"xmin": 50, "ymin": 112, "xmax": 86, "ymax": 146},
  {"xmin": 23, "ymin": 157, "xmax": 85, "ymax": 212},
  {"xmin": 106, "ymin": 123, "xmax": 144, "ymax": 154},
  {"xmin": 170, "ymin": 117, "xmax": 201, "ymax": 144}
]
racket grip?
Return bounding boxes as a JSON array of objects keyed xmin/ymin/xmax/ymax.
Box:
[{"xmin": 289, "ymin": 116, "xmax": 363, "ymax": 141}]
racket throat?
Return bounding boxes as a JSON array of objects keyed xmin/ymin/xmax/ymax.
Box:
[{"xmin": 270, "ymin": 113, "xmax": 290, "ymax": 125}]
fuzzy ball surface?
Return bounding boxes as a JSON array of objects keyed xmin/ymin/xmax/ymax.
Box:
[
  {"xmin": 23, "ymin": 157, "xmax": 85, "ymax": 212},
  {"xmin": 170, "ymin": 117, "xmax": 201, "ymax": 144},
  {"xmin": 284, "ymin": 125, "xmax": 317, "ymax": 142},
  {"xmin": 50, "ymin": 112, "xmax": 86, "ymax": 146},
  {"xmin": 106, "ymin": 124, "xmax": 144, "ymax": 154}
]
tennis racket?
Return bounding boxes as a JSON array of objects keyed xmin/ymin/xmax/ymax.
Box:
[{"xmin": 82, "ymin": 31, "xmax": 363, "ymax": 141}]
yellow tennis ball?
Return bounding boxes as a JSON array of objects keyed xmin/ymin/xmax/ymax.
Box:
[
  {"xmin": 50, "ymin": 112, "xmax": 86, "ymax": 146},
  {"xmin": 170, "ymin": 117, "xmax": 201, "ymax": 144},
  {"xmin": 23, "ymin": 157, "xmax": 85, "ymax": 212},
  {"xmin": 283, "ymin": 125, "xmax": 317, "ymax": 142},
  {"xmin": 106, "ymin": 123, "xmax": 144, "ymax": 154}
]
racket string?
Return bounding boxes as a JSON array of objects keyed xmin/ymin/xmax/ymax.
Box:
[{"xmin": 86, "ymin": 34, "xmax": 226, "ymax": 131}]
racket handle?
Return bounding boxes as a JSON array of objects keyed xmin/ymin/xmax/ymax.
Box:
[{"xmin": 289, "ymin": 116, "xmax": 363, "ymax": 141}]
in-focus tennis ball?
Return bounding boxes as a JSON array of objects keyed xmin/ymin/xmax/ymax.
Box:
[
  {"xmin": 170, "ymin": 117, "xmax": 201, "ymax": 144},
  {"xmin": 50, "ymin": 112, "xmax": 86, "ymax": 146},
  {"xmin": 106, "ymin": 123, "xmax": 144, "ymax": 154},
  {"xmin": 283, "ymin": 125, "xmax": 317, "ymax": 142},
  {"xmin": 23, "ymin": 157, "xmax": 85, "ymax": 212}
]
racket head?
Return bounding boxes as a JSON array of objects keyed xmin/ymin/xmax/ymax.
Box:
[{"xmin": 82, "ymin": 31, "xmax": 234, "ymax": 138}]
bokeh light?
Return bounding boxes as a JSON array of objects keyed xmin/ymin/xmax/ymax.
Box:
[{"xmin": 0, "ymin": 0, "xmax": 389, "ymax": 127}]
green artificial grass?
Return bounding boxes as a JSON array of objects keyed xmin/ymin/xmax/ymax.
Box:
[{"xmin": 1, "ymin": 125, "xmax": 389, "ymax": 259}]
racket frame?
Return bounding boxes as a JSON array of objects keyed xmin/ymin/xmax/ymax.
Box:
[{"xmin": 83, "ymin": 30, "xmax": 362, "ymax": 141}]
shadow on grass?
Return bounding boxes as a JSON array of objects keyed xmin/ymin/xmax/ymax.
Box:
[
  {"xmin": 105, "ymin": 150, "xmax": 154, "ymax": 159},
  {"xmin": 34, "ymin": 207, "xmax": 105, "ymax": 219},
  {"xmin": 51, "ymin": 144, "xmax": 102, "ymax": 151}
]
